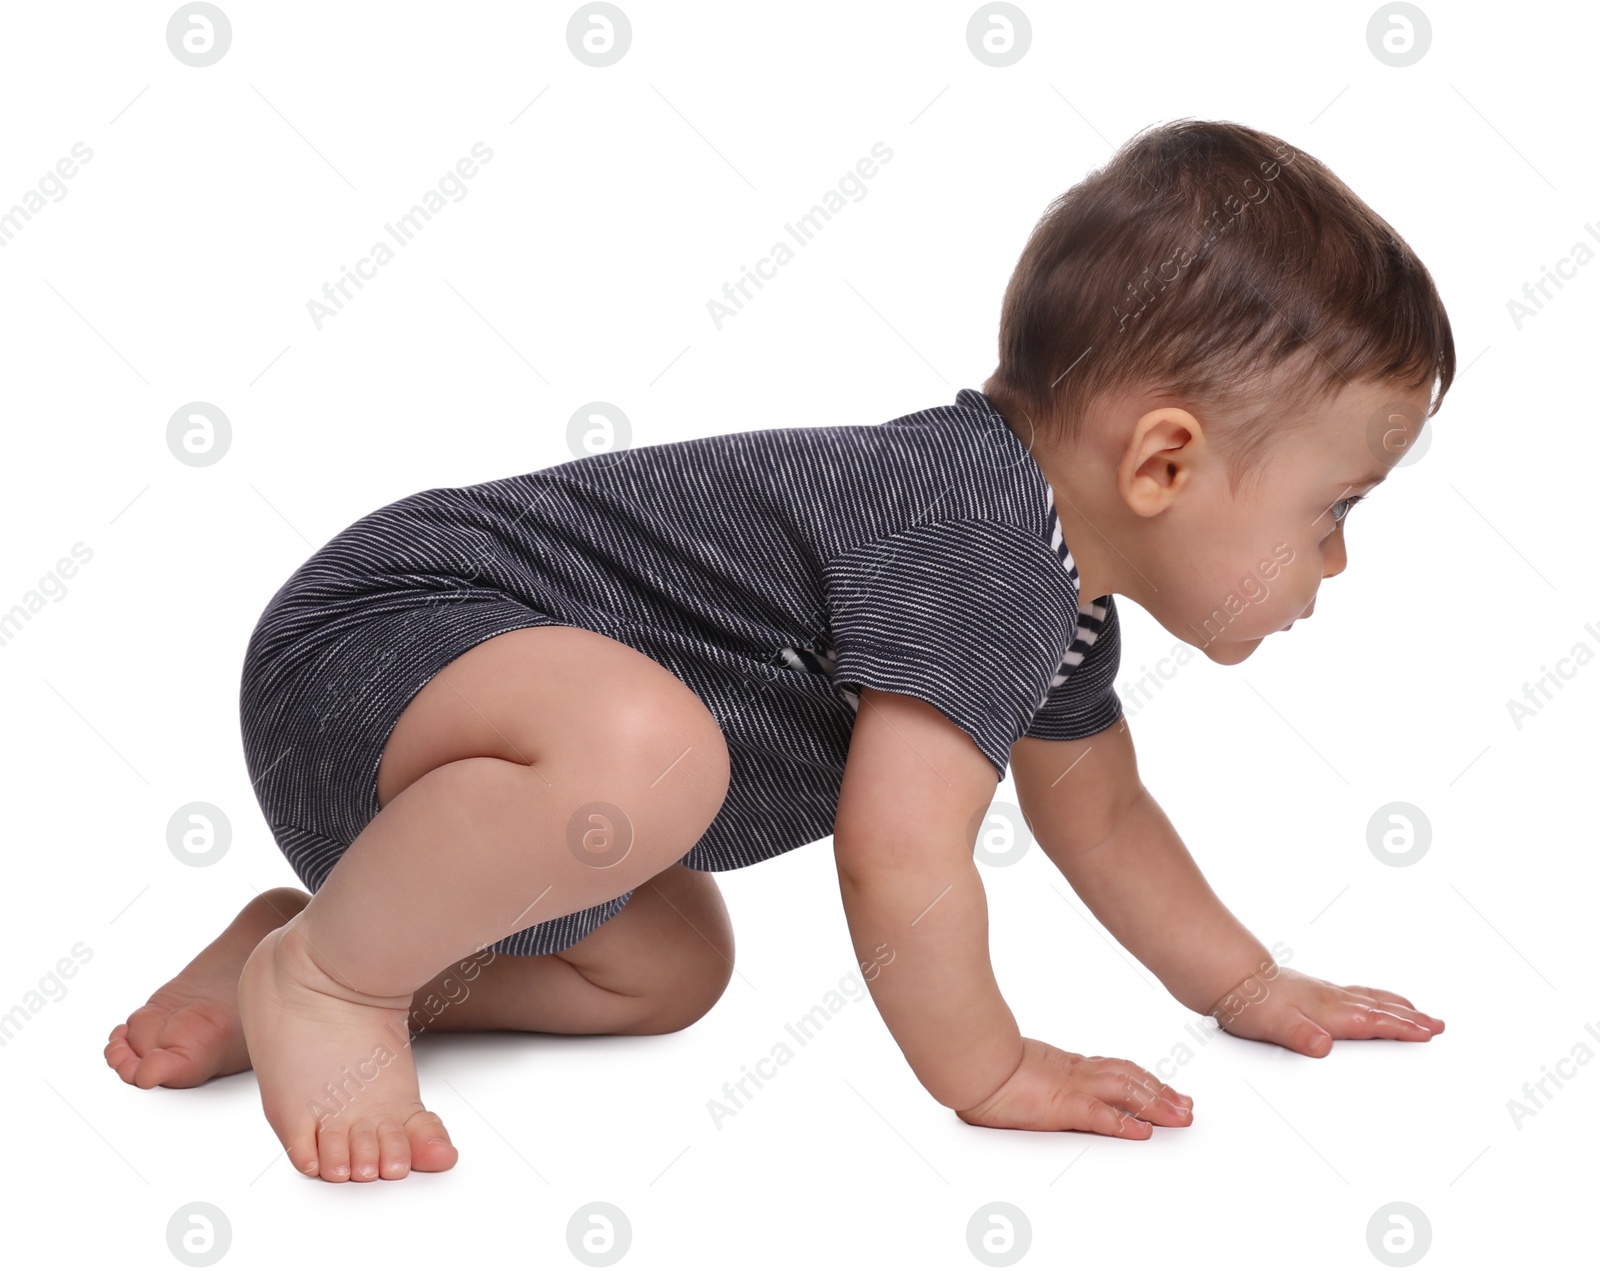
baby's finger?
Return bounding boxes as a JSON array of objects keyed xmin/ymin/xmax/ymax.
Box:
[
  {"xmin": 1343, "ymin": 984, "xmax": 1418, "ymax": 1011},
  {"xmin": 1103, "ymin": 1067, "xmax": 1164, "ymax": 1115},
  {"xmin": 1087, "ymin": 1062, "xmax": 1194, "ymax": 1124},
  {"xmin": 1101, "ymin": 1059, "xmax": 1184, "ymax": 1108},
  {"xmin": 1278, "ymin": 1010, "xmax": 1334, "ymax": 1057},
  {"xmin": 1344, "ymin": 987, "xmax": 1444, "ymax": 1031},
  {"xmin": 1328, "ymin": 1000, "xmax": 1440, "ymax": 1041}
]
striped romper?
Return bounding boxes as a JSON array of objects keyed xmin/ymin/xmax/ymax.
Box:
[{"xmin": 238, "ymin": 388, "xmax": 1124, "ymax": 956}]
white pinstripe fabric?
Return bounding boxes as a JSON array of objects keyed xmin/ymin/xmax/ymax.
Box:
[{"xmin": 239, "ymin": 388, "xmax": 1123, "ymax": 954}]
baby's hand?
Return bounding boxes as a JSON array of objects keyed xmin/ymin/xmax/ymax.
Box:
[
  {"xmin": 1210, "ymin": 966, "xmax": 1445, "ymax": 1056},
  {"xmin": 954, "ymin": 1037, "xmax": 1194, "ymax": 1138}
]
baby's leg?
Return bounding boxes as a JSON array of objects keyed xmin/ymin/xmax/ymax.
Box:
[
  {"xmin": 237, "ymin": 626, "xmax": 732, "ymax": 1182},
  {"xmin": 413, "ymin": 861, "xmax": 736, "ymax": 1037},
  {"xmin": 106, "ymin": 862, "xmax": 733, "ymax": 1089}
]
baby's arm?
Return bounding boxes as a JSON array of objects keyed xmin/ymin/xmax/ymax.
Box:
[
  {"xmin": 1011, "ymin": 719, "xmax": 1445, "ymax": 1054},
  {"xmin": 834, "ymin": 687, "xmax": 1194, "ymax": 1137},
  {"xmin": 1012, "ymin": 720, "xmax": 1275, "ymax": 1017}
]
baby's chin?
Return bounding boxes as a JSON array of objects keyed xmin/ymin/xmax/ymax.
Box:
[{"xmin": 1197, "ymin": 635, "xmax": 1266, "ymax": 665}]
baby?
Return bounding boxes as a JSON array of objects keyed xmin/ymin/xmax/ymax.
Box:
[{"xmin": 106, "ymin": 118, "xmax": 1450, "ymax": 1182}]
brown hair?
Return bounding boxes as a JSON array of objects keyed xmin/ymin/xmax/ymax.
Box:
[{"xmin": 982, "ymin": 118, "xmax": 1455, "ymax": 493}]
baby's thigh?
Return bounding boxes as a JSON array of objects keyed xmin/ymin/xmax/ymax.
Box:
[{"xmin": 375, "ymin": 623, "xmax": 733, "ymax": 821}]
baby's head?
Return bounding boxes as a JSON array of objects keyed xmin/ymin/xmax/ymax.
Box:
[{"xmin": 983, "ymin": 119, "xmax": 1455, "ymax": 664}]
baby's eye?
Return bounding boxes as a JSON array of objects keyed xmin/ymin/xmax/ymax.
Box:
[{"xmin": 1329, "ymin": 494, "xmax": 1364, "ymax": 525}]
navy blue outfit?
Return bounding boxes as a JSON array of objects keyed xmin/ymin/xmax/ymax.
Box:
[{"xmin": 239, "ymin": 388, "xmax": 1124, "ymax": 955}]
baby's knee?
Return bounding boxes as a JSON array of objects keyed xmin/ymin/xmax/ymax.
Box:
[
  {"xmin": 627, "ymin": 920, "xmax": 734, "ymax": 1034},
  {"xmin": 630, "ymin": 961, "xmax": 732, "ymax": 1034},
  {"xmin": 560, "ymin": 862, "xmax": 734, "ymax": 1033}
]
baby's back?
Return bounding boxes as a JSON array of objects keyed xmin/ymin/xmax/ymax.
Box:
[{"xmin": 244, "ymin": 388, "xmax": 1107, "ymax": 872}]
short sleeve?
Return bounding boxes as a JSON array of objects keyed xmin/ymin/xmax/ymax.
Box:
[
  {"xmin": 1024, "ymin": 592, "xmax": 1125, "ymax": 741},
  {"xmin": 822, "ymin": 518, "xmax": 1079, "ymax": 778}
]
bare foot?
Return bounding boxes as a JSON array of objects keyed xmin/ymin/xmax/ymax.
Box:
[
  {"xmin": 236, "ymin": 913, "xmax": 458, "ymax": 1182},
  {"xmin": 105, "ymin": 887, "xmax": 311, "ymax": 1089}
]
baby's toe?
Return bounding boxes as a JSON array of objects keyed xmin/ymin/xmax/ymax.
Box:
[
  {"xmin": 378, "ymin": 1120, "xmax": 411, "ymax": 1179},
  {"xmin": 124, "ymin": 1046, "xmax": 190, "ymax": 1090},
  {"xmin": 104, "ymin": 1028, "xmax": 137, "ymax": 1080},
  {"xmin": 105, "ymin": 1024, "xmax": 175, "ymax": 1089},
  {"xmin": 123, "ymin": 1003, "xmax": 168, "ymax": 1054},
  {"xmin": 348, "ymin": 1122, "xmax": 381, "ymax": 1181},
  {"xmin": 405, "ymin": 1109, "xmax": 458, "ymax": 1174},
  {"xmin": 281, "ymin": 1124, "xmax": 320, "ymax": 1179},
  {"xmin": 316, "ymin": 1126, "xmax": 351, "ymax": 1183},
  {"xmin": 115, "ymin": 1008, "xmax": 183, "ymax": 1088}
]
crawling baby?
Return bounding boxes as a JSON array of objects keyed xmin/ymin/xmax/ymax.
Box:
[{"xmin": 106, "ymin": 117, "xmax": 1448, "ymax": 1182}]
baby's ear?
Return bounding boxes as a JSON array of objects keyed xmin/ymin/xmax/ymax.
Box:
[{"xmin": 1122, "ymin": 407, "xmax": 1199, "ymax": 515}]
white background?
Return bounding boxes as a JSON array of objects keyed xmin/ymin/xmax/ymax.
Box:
[{"xmin": 1, "ymin": 1, "xmax": 1593, "ymax": 1267}]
